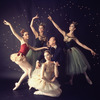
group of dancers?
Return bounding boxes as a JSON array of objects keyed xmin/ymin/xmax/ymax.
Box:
[{"xmin": 3, "ymin": 14, "xmax": 96, "ymax": 97}]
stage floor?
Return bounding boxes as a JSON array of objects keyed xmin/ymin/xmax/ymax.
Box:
[{"xmin": 0, "ymin": 77, "xmax": 99, "ymax": 100}]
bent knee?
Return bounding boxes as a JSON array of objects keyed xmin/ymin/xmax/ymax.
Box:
[{"xmin": 24, "ymin": 72, "xmax": 28, "ymax": 75}]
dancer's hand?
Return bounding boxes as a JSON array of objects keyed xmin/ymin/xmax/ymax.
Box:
[
  {"xmin": 54, "ymin": 61, "xmax": 60, "ymax": 66},
  {"xmin": 3, "ymin": 20, "xmax": 11, "ymax": 26},
  {"xmin": 51, "ymin": 77, "xmax": 56, "ymax": 82},
  {"xmin": 32, "ymin": 14, "xmax": 39, "ymax": 20},
  {"xmin": 48, "ymin": 15, "xmax": 52, "ymax": 21},
  {"xmin": 90, "ymin": 50, "xmax": 96, "ymax": 56}
]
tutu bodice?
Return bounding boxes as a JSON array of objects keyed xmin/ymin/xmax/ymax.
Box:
[
  {"xmin": 18, "ymin": 43, "xmax": 29, "ymax": 56},
  {"xmin": 35, "ymin": 38, "xmax": 45, "ymax": 47},
  {"xmin": 43, "ymin": 63, "xmax": 55, "ymax": 80},
  {"xmin": 65, "ymin": 39, "xmax": 76, "ymax": 49}
]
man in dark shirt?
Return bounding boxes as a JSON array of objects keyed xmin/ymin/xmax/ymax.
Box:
[
  {"xmin": 36, "ymin": 37, "xmax": 63, "ymax": 68},
  {"xmin": 36, "ymin": 37, "xmax": 65, "ymax": 84}
]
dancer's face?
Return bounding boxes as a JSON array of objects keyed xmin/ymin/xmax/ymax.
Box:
[
  {"xmin": 69, "ymin": 24, "xmax": 76, "ymax": 31},
  {"xmin": 23, "ymin": 32, "xmax": 29, "ymax": 40},
  {"xmin": 49, "ymin": 37, "xmax": 56, "ymax": 46},
  {"xmin": 39, "ymin": 25, "xmax": 44, "ymax": 34},
  {"xmin": 44, "ymin": 52, "xmax": 51, "ymax": 61}
]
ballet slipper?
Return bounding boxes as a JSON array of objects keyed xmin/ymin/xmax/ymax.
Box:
[
  {"xmin": 34, "ymin": 91, "xmax": 43, "ymax": 95},
  {"xmin": 29, "ymin": 87, "xmax": 32, "ymax": 90},
  {"xmin": 85, "ymin": 76, "xmax": 93, "ymax": 85},
  {"xmin": 13, "ymin": 82, "xmax": 20, "ymax": 91},
  {"xmin": 86, "ymin": 78, "xmax": 93, "ymax": 85}
]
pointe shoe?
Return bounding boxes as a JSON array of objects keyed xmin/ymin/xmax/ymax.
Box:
[
  {"xmin": 86, "ymin": 76, "xmax": 93, "ymax": 85},
  {"xmin": 29, "ymin": 87, "xmax": 32, "ymax": 90},
  {"xmin": 34, "ymin": 91, "xmax": 43, "ymax": 95},
  {"xmin": 13, "ymin": 82, "xmax": 20, "ymax": 91},
  {"xmin": 87, "ymin": 79, "xmax": 93, "ymax": 85}
]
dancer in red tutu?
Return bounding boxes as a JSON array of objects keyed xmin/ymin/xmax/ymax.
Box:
[{"xmin": 3, "ymin": 20, "xmax": 48, "ymax": 90}]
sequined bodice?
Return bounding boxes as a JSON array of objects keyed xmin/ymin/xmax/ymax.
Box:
[
  {"xmin": 44, "ymin": 63, "xmax": 55, "ymax": 80},
  {"xmin": 64, "ymin": 35, "xmax": 76, "ymax": 49},
  {"xmin": 18, "ymin": 44, "xmax": 29, "ymax": 56},
  {"xmin": 35, "ymin": 38, "xmax": 46, "ymax": 47}
]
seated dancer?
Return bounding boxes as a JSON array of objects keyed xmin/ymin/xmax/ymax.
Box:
[
  {"xmin": 3, "ymin": 20, "xmax": 48, "ymax": 90},
  {"xmin": 48, "ymin": 15, "xmax": 96, "ymax": 85},
  {"xmin": 28, "ymin": 50, "xmax": 62, "ymax": 97},
  {"xmin": 36, "ymin": 37, "xmax": 64, "ymax": 83}
]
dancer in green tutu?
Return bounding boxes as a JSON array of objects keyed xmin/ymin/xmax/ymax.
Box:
[
  {"xmin": 26, "ymin": 15, "xmax": 47, "ymax": 70},
  {"xmin": 48, "ymin": 15, "xmax": 96, "ymax": 85}
]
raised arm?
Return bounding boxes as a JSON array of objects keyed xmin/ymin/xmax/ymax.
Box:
[
  {"xmin": 48, "ymin": 15, "xmax": 66, "ymax": 37},
  {"xmin": 3, "ymin": 20, "xmax": 22, "ymax": 41},
  {"xmin": 30, "ymin": 15, "xmax": 39, "ymax": 38},
  {"xmin": 29, "ymin": 45, "xmax": 48, "ymax": 51},
  {"xmin": 74, "ymin": 38, "xmax": 96, "ymax": 56}
]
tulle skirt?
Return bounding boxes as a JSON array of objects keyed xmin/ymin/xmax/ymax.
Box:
[
  {"xmin": 10, "ymin": 53, "xmax": 32, "ymax": 71},
  {"xmin": 26, "ymin": 49, "xmax": 43, "ymax": 70},
  {"xmin": 65, "ymin": 47, "xmax": 91, "ymax": 75},
  {"xmin": 10, "ymin": 53, "xmax": 26, "ymax": 63},
  {"xmin": 28, "ymin": 68, "xmax": 61, "ymax": 95}
]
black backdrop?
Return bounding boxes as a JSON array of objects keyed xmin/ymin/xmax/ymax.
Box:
[{"xmin": 0, "ymin": 0, "xmax": 100, "ymax": 85}]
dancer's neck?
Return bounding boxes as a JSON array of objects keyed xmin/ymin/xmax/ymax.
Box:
[
  {"xmin": 24, "ymin": 39, "xmax": 28, "ymax": 43},
  {"xmin": 51, "ymin": 44, "xmax": 56, "ymax": 48},
  {"xmin": 46, "ymin": 60, "xmax": 51, "ymax": 63},
  {"xmin": 68, "ymin": 31, "xmax": 74, "ymax": 37},
  {"xmin": 39, "ymin": 32, "xmax": 44, "ymax": 36}
]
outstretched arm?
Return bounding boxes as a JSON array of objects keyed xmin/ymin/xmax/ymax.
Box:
[
  {"xmin": 74, "ymin": 38, "xmax": 96, "ymax": 56},
  {"xmin": 3, "ymin": 20, "xmax": 22, "ymax": 41},
  {"xmin": 30, "ymin": 15, "xmax": 39, "ymax": 38},
  {"xmin": 48, "ymin": 15, "xmax": 66, "ymax": 37},
  {"xmin": 29, "ymin": 45, "xmax": 48, "ymax": 51}
]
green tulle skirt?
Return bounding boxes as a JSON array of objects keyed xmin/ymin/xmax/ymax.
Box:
[
  {"xmin": 26, "ymin": 49, "xmax": 43, "ymax": 70},
  {"xmin": 65, "ymin": 47, "xmax": 91, "ymax": 75}
]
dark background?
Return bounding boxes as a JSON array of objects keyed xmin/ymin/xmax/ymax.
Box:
[{"xmin": 0, "ymin": 0, "xmax": 100, "ymax": 100}]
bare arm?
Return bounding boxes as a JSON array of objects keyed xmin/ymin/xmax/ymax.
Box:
[
  {"xmin": 48, "ymin": 15, "xmax": 66, "ymax": 37},
  {"xmin": 41, "ymin": 64, "xmax": 45, "ymax": 79},
  {"xmin": 3, "ymin": 20, "xmax": 22, "ymax": 41},
  {"xmin": 30, "ymin": 15, "xmax": 39, "ymax": 38},
  {"xmin": 74, "ymin": 38, "xmax": 96, "ymax": 56},
  {"xmin": 29, "ymin": 45, "xmax": 48, "ymax": 51}
]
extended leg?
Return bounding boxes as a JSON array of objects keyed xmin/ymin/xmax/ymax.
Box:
[
  {"xmin": 13, "ymin": 72, "xmax": 28, "ymax": 90},
  {"xmin": 84, "ymin": 72, "xmax": 92, "ymax": 85}
]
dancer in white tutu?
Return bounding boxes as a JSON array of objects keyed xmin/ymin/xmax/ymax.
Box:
[
  {"xmin": 3, "ymin": 20, "xmax": 48, "ymax": 90},
  {"xmin": 28, "ymin": 50, "xmax": 62, "ymax": 97},
  {"xmin": 48, "ymin": 16, "xmax": 96, "ymax": 85}
]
